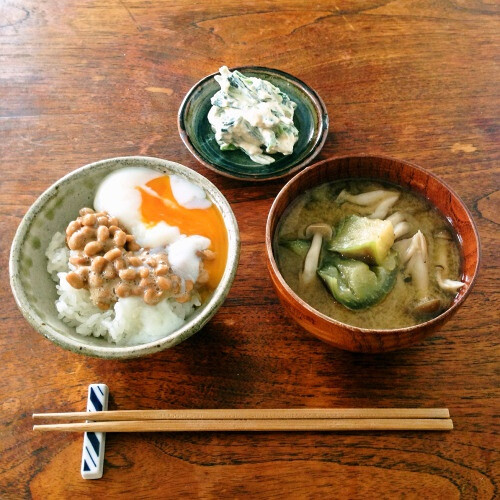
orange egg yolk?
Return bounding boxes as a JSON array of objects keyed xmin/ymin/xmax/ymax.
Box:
[{"xmin": 138, "ymin": 175, "xmax": 228, "ymax": 292}]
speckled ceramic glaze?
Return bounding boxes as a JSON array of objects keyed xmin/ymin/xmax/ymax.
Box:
[
  {"xmin": 178, "ymin": 66, "xmax": 329, "ymax": 181},
  {"xmin": 9, "ymin": 156, "xmax": 240, "ymax": 359}
]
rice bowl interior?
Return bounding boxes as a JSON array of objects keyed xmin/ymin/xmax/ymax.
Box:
[{"xmin": 9, "ymin": 157, "xmax": 240, "ymax": 359}]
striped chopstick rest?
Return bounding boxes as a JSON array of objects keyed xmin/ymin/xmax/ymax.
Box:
[{"xmin": 81, "ymin": 384, "xmax": 109, "ymax": 480}]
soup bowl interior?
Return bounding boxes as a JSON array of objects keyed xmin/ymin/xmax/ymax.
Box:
[
  {"xmin": 10, "ymin": 156, "xmax": 240, "ymax": 359},
  {"xmin": 266, "ymin": 155, "xmax": 480, "ymax": 353}
]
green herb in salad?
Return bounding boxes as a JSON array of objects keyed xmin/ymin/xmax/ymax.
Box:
[{"xmin": 207, "ymin": 66, "xmax": 299, "ymax": 165}]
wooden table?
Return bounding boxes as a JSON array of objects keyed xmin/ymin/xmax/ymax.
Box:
[{"xmin": 1, "ymin": 1, "xmax": 498, "ymax": 498}]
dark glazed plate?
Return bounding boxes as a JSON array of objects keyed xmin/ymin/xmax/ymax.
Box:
[{"xmin": 178, "ymin": 66, "xmax": 329, "ymax": 182}]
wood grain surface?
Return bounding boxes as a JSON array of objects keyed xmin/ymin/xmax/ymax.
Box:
[{"xmin": 1, "ymin": 0, "xmax": 498, "ymax": 498}]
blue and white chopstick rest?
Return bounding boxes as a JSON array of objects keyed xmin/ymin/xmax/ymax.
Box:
[{"xmin": 81, "ymin": 384, "xmax": 109, "ymax": 479}]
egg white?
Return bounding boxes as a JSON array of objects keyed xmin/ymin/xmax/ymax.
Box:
[{"xmin": 94, "ymin": 166, "xmax": 212, "ymax": 281}]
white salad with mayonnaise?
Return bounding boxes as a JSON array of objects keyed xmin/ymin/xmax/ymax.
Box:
[{"xmin": 208, "ymin": 66, "xmax": 299, "ymax": 165}]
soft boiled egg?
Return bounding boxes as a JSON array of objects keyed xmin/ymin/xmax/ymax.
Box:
[{"xmin": 94, "ymin": 167, "xmax": 228, "ymax": 289}]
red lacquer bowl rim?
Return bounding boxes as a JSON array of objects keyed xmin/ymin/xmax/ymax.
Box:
[{"xmin": 265, "ymin": 154, "xmax": 481, "ymax": 336}]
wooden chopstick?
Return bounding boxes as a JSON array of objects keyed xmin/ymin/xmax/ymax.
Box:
[
  {"xmin": 32, "ymin": 409, "xmax": 453, "ymax": 432},
  {"xmin": 33, "ymin": 418, "xmax": 453, "ymax": 432},
  {"xmin": 32, "ymin": 408, "xmax": 450, "ymax": 422}
]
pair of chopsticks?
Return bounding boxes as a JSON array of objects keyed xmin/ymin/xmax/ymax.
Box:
[{"xmin": 33, "ymin": 408, "xmax": 453, "ymax": 432}]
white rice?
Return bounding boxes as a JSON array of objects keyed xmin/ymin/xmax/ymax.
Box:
[{"xmin": 46, "ymin": 232, "xmax": 200, "ymax": 346}]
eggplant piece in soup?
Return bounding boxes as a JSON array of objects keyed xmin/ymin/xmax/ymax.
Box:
[{"xmin": 317, "ymin": 251, "xmax": 398, "ymax": 310}]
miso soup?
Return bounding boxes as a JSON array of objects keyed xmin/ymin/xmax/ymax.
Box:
[{"xmin": 275, "ymin": 180, "xmax": 463, "ymax": 329}]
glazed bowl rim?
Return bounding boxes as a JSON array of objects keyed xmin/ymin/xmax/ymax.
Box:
[
  {"xmin": 9, "ymin": 155, "xmax": 240, "ymax": 359},
  {"xmin": 265, "ymin": 153, "xmax": 481, "ymax": 335},
  {"xmin": 177, "ymin": 65, "xmax": 329, "ymax": 182}
]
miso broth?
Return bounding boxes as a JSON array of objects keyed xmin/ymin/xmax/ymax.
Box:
[{"xmin": 275, "ymin": 180, "xmax": 463, "ymax": 329}]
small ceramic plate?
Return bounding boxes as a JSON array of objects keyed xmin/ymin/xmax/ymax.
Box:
[{"xmin": 178, "ymin": 66, "xmax": 329, "ymax": 182}]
